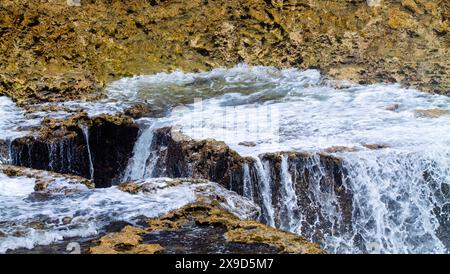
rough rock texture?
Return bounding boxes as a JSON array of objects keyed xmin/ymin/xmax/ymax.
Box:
[
  {"xmin": 10, "ymin": 114, "xmax": 139, "ymax": 187},
  {"xmin": 150, "ymin": 127, "xmax": 353, "ymax": 242},
  {"xmin": 89, "ymin": 203, "xmax": 325, "ymax": 254},
  {"xmin": 89, "ymin": 226, "xmax": 165, "ymax": 254},
  {"xmin": 0, "ymin": 0, "xmax": 448, "ymax": 104},
  {"xmin": 152, "ymin": 127, "xmax": 247, "ymax": 194}
]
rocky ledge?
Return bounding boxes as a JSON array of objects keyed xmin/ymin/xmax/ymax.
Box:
[
  {"xmin": 89, "ymin": 203, "xmax": 324, "ymax": 254},
  {"xmin": 9, "ymin": 113, "xmax": 139, "ymax": 187},
  {"xmin": 0, "ymin": 0, "xmax": 448, "ymax": 104}
]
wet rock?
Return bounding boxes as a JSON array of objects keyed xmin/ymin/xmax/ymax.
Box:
[
  {"xmin": 118, "ymin": 177, "xmax": 261, "ymax": 221},
  {"xmin": 123, "ymin": 103, "xmax": 165, "ymax": 119},
  {"xmin": 242, "ymin": 152, "xmax": 353, "ymax": 243},
  {"xmin": 117, "ymin": 181, "xmax": 142, "ymax": 194},
  {"xmin": 34, "ymin": 179, "xmax": 49, "ymax": 192},
  {"xmin": 89, "ymin": 226, "xmax": 164, "ymax": 254},
  {"xmin": 322, "ymin": 146, "xmax": 359, "ymax": 154},
  {"xmin": 362, "ymin": 143, "xmax": 390, "ymax": 150},
  {"xmin": 149, "ymin": 127, "xmax": 354, "ymax": 242},
  {"xmin": 238, "ymin": 141, "xmax": 257, "ymax": 147},
  {"xmin": 90, "ymin": 203, "xmax": 324, "ymax": 254},
  {"xmin": 0, "ymin": 139, "xmax": 9, "ymax": 164},
  {"xmin": 385, "ymin": 104, "xmax": 400, "ymax": 111},
  {"xmin": 0, "ymin": 164, "xmax": 95, "ymax": 191},
  {"xmin": 10, "ymin": 114, "xmax": 139, "ymax": 187},
  {"xmin": 152, "ymin": 127, "xmax": 247, "ymax": 194},
  {"xmin": 415, "ymin": 109, "xmax": 450, "ymax": 118},
  {"xmin": 62, "ymin": 217, "xmax": 72, "ymax": 225},
  {"xmin": 26, "ymin": 221, "xmax": 46, "ymax": 230}
]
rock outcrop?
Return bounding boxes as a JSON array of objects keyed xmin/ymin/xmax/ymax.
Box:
[
  {"xmin": 89, "ymin": 203, "xmax": 325, "ymax": 254},
  {"xmin": 0, "ymin": 164, "xmax": 95, "ymax": 191},
  {"xmin": 151, "ymin": 127, "xmax": 247, "ymax": 194},
  {"xmin": 149, "ymin": 127, "xmax": 353, "ymax": 242},
  {"xmin": 0, "ymin": 0, "xmax": 448, "ymax": 104},
  {"xmin": 10, "ymin": 113, "xmax": 139, "ymax": 187}
]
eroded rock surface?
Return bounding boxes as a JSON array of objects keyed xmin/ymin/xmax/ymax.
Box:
[
  {"xmin": 0, "ymin": 0, "xmax": 448, "ymax": 104},
  {"xmin": 89, "ymin": 203, "xmax": 324, "ymax": 254},
  {"xmin": 151, "ymin": 127, "xmax": 247, "ymax": 193},
  {"xmin": 0, "ymin": 164, "xmax": 95, "ymax": 191}
]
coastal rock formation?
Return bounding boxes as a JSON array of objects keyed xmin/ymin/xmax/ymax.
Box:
[
  {"xmin": 10, "ymin": 114, "xmax": 139, "ymax": 187},
  {"xmin": 147, "ymin": 127, "xmax": 353, "ymax": 242},
  {"xmin": 0, "ymin": 0, "xmax": 448, "ymax": 104},
  {"xmin": 151, "ymin": 127, "xmax": 247, "ymax": 193},
  {"xmin": 89, "ymin": 203, "xmax": 325, "ymax": 254}
]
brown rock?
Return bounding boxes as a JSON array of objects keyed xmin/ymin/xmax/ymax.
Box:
[
  {"xmin": 89, "ymin": 226, "xmax": 164, "ymax": 254},
  {"xmin": 90, "ymin": 203, "xmax": 324, "ymax": 254},
  {"xmin": 415, "ymin": 109, "xmax": 450, "ymax": 118},
  {"xmin": 0, "ymin": 0, "xmax": 448, "ymax": 104}
]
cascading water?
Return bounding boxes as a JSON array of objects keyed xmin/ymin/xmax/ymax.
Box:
[
  {"xmin": 242, "ymin": 163, "xmax": 254, "ymax": 200},
  {"xmin": 81, "ymin": 126, "xmax": 94, "ymax": 180},
  {"xmin": 279, "ymin": 155, "xmax": 300, "ymax": 232},
  {"xmin": 112, "ymin": 65, "xmax": 448, "ymax": 253},
  {"xmin": 336, "ymin": 148, "xmax": 449, "ymax": 253},
  {"xmin": 1, "ymin": 65, "xmax": 449, "ymax": 253},
  {"xmin": 122, "ymin": 121, "xmax": 158, "ymax": 181},
  {"xmin": 253, "ymin": 157, "xmax": 276, "ymax": 228}
]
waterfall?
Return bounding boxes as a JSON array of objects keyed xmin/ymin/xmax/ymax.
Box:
[
  {"xmin": 242, "ymin": 163, "xmax": 254, "ymax": 200},
  {"xmin": 48, "ymin": 142, "xmax": 57, "ymax": 171},
  {"xmin": 81, "ymin": 126, "xmax": 94, "ymax": 180},
  {"xmin": 337, "ymin": 148, "xmax": 449, "ymax": 254},
  {"xmin": 279, "ymin": 155, "xmax": 300, "ymax": 232},
  {"xmin": 123, "ymin": 124, "xmax": 157, "ymax": 181},
  {"xmin": 0, "ymin": 139, "xmax": 13, "ymax": 165},
  {"xmin": 245, "ymin": 150, "xmax": 449, "ymax": 253},
  {"xmin": 253, "ymin": 157, "xmax": 275, "ymax": 227}
]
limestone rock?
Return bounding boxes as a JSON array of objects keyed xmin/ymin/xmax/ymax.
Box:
[
  {"xmin": 89, "ymin": 203, "xmax": 325, "ymax": 254},
  {"xmin": 0, "ymin": 0, "xmax": 448, "ymax": 104}
]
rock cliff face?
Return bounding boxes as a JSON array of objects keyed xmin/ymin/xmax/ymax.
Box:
[
  {"xmin": 0, "ymin": 0, "xmax": 448, "ymax": 104},
  {"xmin": 10, "ymin": 114, "xmax": 139, "ymax": 187},
  {"xmin": 149, "ymin": 127, "xmax": 354, "ymax": 242}
]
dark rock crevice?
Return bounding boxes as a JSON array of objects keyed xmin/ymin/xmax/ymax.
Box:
[{"xmin": 10, "ymin": 115, "xmax": 139, "ymax": 188}]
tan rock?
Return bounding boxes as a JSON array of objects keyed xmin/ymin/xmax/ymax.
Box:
[
  {"xmin": 89, "ymin": 226, "xmax": 164, "ymax": 254},
  {"xmin": 415, "ymin": 109, "xmax": 450, "ymax": 118}
]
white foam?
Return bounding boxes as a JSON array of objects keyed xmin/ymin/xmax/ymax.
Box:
[
  {"xmin": 0, "ymin": 171, "xmax": 257, "ymax": 253},
  {"xmin": 115, "ymin": 66, "xmax": 449, "ymax": 253},
  {"xmin": 0, "ymin": 97, "xmax": 39, "ymax": 140}
]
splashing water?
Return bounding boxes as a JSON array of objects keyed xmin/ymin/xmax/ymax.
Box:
[
  {"xmin": 0, "ymin": 170, "xmax": 257, "ymax": 253},
  {"xmin": 279, "ymin": 154, "xmax": 300, "ymax": 232},
  {"xmin": 1, "ymin": 65, "xmax": 449, "ymax": 253},
  {"xmin": 122, "ymin": 120, "xmax": 159, "ymax": 181},
  {"xmin": 115, "ymin": 65, "xmax": 449, "ymax": 253},
  {"xmin": 335, "ymin": 148, "xmax": 450, "ymax": 253},
  {"xmin": 242, "ymin": 163, "xmax": 254, "ymax": 200},
  {"xmin": 253, "ymin": 157, "xmax": 276, "ymax": 228}
]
